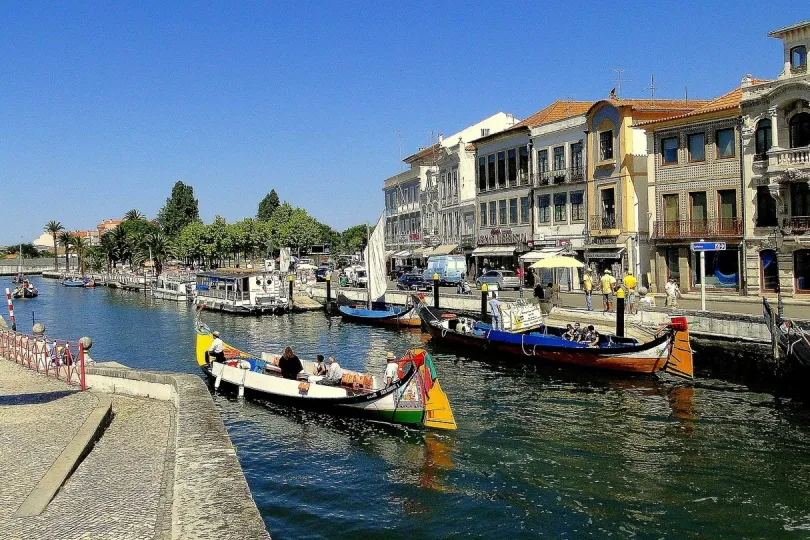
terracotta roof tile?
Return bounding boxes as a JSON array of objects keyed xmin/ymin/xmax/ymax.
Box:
[
  {"xmin": 513, "ymin": 100, "xmax": 595, "ymax": 129},
  {"xmin": 465, "ymin": 143, "xmax": 476, "ymax": 151},
  {"xmin": 404, "ymin": 142, "xmax": 441, "ymax": 163},
  {"xmin": 611, "ymin": 98, "xmax": 710, "ymax": 112}
]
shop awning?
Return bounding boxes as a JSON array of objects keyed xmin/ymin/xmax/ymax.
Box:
[
  {"xmin": 392, "ymin": 250, "xmax": 411, "ymax": 258},
  {"xmin": 411, "ymin": 249, "xmax": 424, "ymax": 258},
  {"xmin": 421, "ymin": 247, "xmax": 435, "ymax": 257},
  {"xmin": 471, "ymin": 246, "xmax": 516, "ymax": 256},
  {"xmin": 585, "ymin": 247, "xmax": 626, "ymax": 260},
  {"xmin": 519, "ymin": 247, "xmax": 564, "ymax": 262},
  {"xmin": 430, "ymin": 244, "xmax": 458, "ymax": 256}
]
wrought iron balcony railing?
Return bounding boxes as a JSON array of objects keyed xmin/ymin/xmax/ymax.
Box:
[
  {"xmin": 590, "ymin": 214, "xmax": 617, "ymax": 230},
  {"xmin": 651, "ymin": 218, "xmax": 743, "ymax": 239}
]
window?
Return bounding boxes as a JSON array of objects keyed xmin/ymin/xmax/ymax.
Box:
[
  {"xmin": 792, "ymin": 182, "xmax": 810, "ymax": 216},
  {"xmin": 487, "ymin": 155, "xmax": 496, "ymax": 190},
  {"xmin": 489, "ymin": 201, "xmax": 497, "ymax": 226},
  {"xmin": 716, "ymin": 128, "xmax": 735, "ymax": 158},
  {"xmin": 571, "ymin": 191, "xmax": 584, "ymax": 221},
  {"xmin": 508, "ymin": 149, "xmax": 517, "ymax": 185},
  {"xmin": 791, "ymin": 45, "xmax": 807, "ymax": 69},
  {"xmin": 599, "ymin": 130, "xmax": 614, "ymax": 160},
  {"xmin": 663, "ymin": 194, "xmax": 680, "ymax": 236},
  {"xmin": 480, "ymin": 202, "xmax": 487, "ymax": 227},
  {"xmin": 520, "ymin": 196, "xmax": 530, "ymax": 223},
  {"xmin": 478, "ymin": 157, "xmax": 486, "ymax": 191},
  {"xmin": 538, "ymin": 195, "xmax": 551, "ymax": 223},
  {"xmin": 509, "ymin": 198, "xmax": 518, "ymax": 224},
  {"xmin": 553, "ymin": 146, "xmax": 565, "ymax": 170},
  {"xmin": 761, "ymin": 250, "xmax": 779, "ymax": 292},
  {"xmin": 519, "ymin": 146, "xmax": 529, "ymax": 183},
  {"xmin": 662, "ymin": 136, "xmax": 679, "ymax": 164},
  {"xmin": 498, "ymin": 199, "xmax": 507, "ymax": 225},
  {"xmin": 789, "ymin": 112, "xmax": 810, "ymax": 148},
  {"xmin": 538, "ymin": 149, "xmax": 548, "ymax": 173},
  {"xmin": 497, "ymin": 152, "xmax": 506, "ymax": 187},
  {"xmin": 756, "ymin": 186, "xmax": 778, "ymax": 227},
  {"xmin": 690, "ymin": 191, "xmax": 707, "ymax": 234},
  {"xmin": 796, "ymin": 250, "xmax": 810, "ymax": 292},
  {"xmin": 600, "ymin": 188, "xmax": 615, "ymax": 228},
  {"xmin": 755, "ymin": 119, "xmax": 772, "ymax": 158},
  {"xmin": 554, "ymin": 193, "xmax": 568, "ymax": 223},
  {"xmin": 481, "ymin": 128, "xmax": 490, "ymax": 137},
  {"xmin": 718, "ymin": 190, "xmax": 737, "ymax": 232},
  {"xmin": 571, "ymin": 142, "xmax": 583, "ymax": 171},
  {"xmin": 688, "ymin": 133, "xmax": 705, "ymax": 162}
]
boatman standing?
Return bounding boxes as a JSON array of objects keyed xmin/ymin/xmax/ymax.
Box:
[
  {"xmin": 384, "ymin": 352, "xmax": 399, "ymax": 387},
  {"xmin": 489, "ymin": 292, "xmax": 503, "ymax": 331},
  {"xmin": 206, "ymin": 331, "xmax": 226, "ymax": 364}
]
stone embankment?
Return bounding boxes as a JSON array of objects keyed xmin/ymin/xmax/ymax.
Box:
[{"xmin": 0, "ymin": 359, "xmax": 270, "ymax": 539}]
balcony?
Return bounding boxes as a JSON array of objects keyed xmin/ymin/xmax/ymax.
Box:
[
  {"xmin": 651, "ymin": 218, "xmax": 743, "ymax": 239},
  {"xmin": 767, "ymin": 146, "xmax": 810, "ymax": 168},
  {"xmin": 538, "ymin": 167, "xmax": 585, "ymax": 186},
  {"xmin": 782, "ymin": 216, "xmax": 810, "ymax": 233},
  {"xmin": 590, "ymin": 214, "xmax": 617, "ymax": 230}
]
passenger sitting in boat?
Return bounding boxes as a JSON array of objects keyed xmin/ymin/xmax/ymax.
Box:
[
  {"xmin": 562, "ymin": 324, "xmax": 576, "ymax": 340},
  {"xmin": 313, "ymin": 354, "xmax": 328, "ymax": 375},
  {"xmin": 384, "ymin": 352, "xmax": 399, "ymax": 387},
  {"xmin": 279, "ymin": 347, "xmax": 304, "ymax": 380},
  {"xmin": 572, "ymin": 323, "xmax": 584, "ymax": 342},
  {"xmin": 318, "ymin": 356, "xmax": 343, "ymax": 386},
  {"xmin": 206, "ymin": 331, "xmax": 226, "ymax": 364},
  {"xmin": 586, "ymin": 326, "xmax": 600, "ymax": 348}
]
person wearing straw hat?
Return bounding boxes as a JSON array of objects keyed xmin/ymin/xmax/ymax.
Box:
[
  {"xmin": 206, "ymin": 330, "xmax": 226, "ymax": 364},
  {"xmin": 384, "ymin": 352, "xmax": 399, "ymax": 387},
  {"xmin": 600, "ymin": 269, "xmax": 617, "ymax": 312}
]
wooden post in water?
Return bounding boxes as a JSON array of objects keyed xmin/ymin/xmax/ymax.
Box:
[
  {"xmin": 287, "ymin": 274, "xmax": 294, "ymax": 309},
  {"xmin": 480, "ymin": 283, "xmax": 488, "ymax": 319},
  {"xmin": 433, "ymin": 273, "xmax": 440, "ymax": 309},
  {"xmin": 615, "ymin": 288, "xmax": 625, "ymax": 337},
  {"xmin": 325, "ymin": 273, "xmax": 331, "ymax": 313}
]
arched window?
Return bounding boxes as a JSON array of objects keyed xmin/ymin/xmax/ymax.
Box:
[
  {"xmin": 796, "ymin": 250, "xmax": 810, "ymax": 292},
  {"xmin": 791, "ymin": 45, "xmax": 807, "ymax": 69},
  {"xmin": 761, "ymin": 249, "xmax": 779, "ymax": 292},
  {"xmin": 755, "ymin": 119, "xmax": 772, "ymax": 157},
  {"xmin": 789, "ymin": 112, "xmax": 810, "ymax": 148}
]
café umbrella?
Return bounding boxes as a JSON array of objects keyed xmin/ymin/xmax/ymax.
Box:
[{"xmin": 529, "ymin": 255, "xmax": 585, "ymax": 269}]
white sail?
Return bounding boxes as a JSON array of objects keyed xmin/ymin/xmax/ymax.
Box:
[
  {"xmin": 279, "ymin": 248, "xmax": 291, "ymax": 273},
  {"xmin": 364, "ymin": 214, "xmax": 388, "ymax": 302}
]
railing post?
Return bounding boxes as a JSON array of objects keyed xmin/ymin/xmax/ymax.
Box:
[{"xmin": 79, "ymin": 342, "xmax": 86, "ymax": 391}]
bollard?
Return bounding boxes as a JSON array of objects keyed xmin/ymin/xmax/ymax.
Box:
[
  {"xmin": 326, "ymin": 273, "xmax": 331, "ymax": 305},
  {"xmin": 481, "ymin": 283, "xmax": 488, "ymax": 319},
  {"xmin": 288, "ymin": 274, "xmax": 294, "ymax": 306},
  {"xmin": 616, "ymin": 288, "xmax": 625, "ymax": 337},
  {"xmin": 433, "ymin": 273, "xmax": 440, "ymax": 309}
]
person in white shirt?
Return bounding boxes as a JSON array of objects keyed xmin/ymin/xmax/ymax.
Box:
[
  {"xmin": 206, "ymin": 331, "xmax": 225, "ymax": 363},
  {"xmin": 384, "ymin": 352, "xmax": 399, "ymax": 387},
  {"xmin": 319, "ymin": 356, "xmax": 343, "ymax": 386}
]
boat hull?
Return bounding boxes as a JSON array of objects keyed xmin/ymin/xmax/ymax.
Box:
[{"xmin": 338, "ymin": 306, "xmax": 421, "ymax": 327}]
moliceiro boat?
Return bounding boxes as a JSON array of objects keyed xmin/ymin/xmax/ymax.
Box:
[
  {"xmin": 194, "ymin": 310, "xmax": 456, "ymax": 429},
  {"xmin": 415, "ymin": 301, "xmax": 694, "ymax": 379},
  {"xmin": 12, "ymin": 281, "xmax": 38, "ymax": 299}
]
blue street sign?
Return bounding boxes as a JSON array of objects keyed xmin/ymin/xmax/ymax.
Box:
[{"xmin": 691, "ymin": 242, "xmax": 727, "ymax": 251}]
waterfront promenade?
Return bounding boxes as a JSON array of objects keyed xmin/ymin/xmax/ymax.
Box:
[{"xmin": 0, "ymin": 356, "xmax": 270, "ymax": 539}]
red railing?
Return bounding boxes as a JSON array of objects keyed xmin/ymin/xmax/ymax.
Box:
[{"xmin": 0, "ymin": 327, "xmax": 86, "ymax": 391}]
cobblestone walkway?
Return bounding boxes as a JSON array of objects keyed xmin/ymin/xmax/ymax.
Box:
[{"xmin": 0, "ymin": 360, "xmax": 98, "ymax": 517}]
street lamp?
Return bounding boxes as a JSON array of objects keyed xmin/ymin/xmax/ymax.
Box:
[{"xmin": 771, "ymin": 226, "xmax": 784, "ymax": 318}]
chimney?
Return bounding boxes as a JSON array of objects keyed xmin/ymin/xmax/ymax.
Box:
[{"xmin": 438, "ymin": 134, "xmax": 443, "ymax": 142}]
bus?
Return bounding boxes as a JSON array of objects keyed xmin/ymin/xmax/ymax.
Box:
[{"xmin": 423, "ymin": 255, "xmax": 467, "ymax": 285}]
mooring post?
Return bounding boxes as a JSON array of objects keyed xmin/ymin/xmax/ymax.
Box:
[
  {"xmin": 616, "ymin": 288, "xmax": 625, "ymax": 337},
  {"xmin": 481, "ymin": 283, "xmax": 488, "ymax": 319},
  {"xmin": 433, "ymin": 273, "xmax": 440, "ymax": 309},
  {"xmin": 287, "ymin": 274, "xmax": 294, "ymax": 308},
  {"xmin": 325, "ymin": 273, "xmax": 332, "ymax": 310}
]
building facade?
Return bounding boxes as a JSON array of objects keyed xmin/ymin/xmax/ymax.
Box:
[
  {"xmin": 741, "ymin": 21, "xmax": 810, "ymax": 296},
  {"xmin": 383, "ymin": 165, "xmax": 426, "ymax": 265},
  {"xmin": 642, "ymin": 90, "xmax": 745, "ymax": 293},
  {"xmin": 585, "ymin": 98, "xmax": 707, "ymax": 281}
]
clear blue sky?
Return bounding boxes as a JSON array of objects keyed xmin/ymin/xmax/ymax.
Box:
[{"xmin": 0, "ymin": 1, "xmax": 802, "ymax": 245}]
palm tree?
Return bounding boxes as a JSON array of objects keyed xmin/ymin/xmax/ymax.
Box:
[
  {"xmin": 44, "ymin": 221, "xmax": 64, "ymax": 270},
  {"xmin": 58, "ymin": 231, "xmax": 73, "ymax": 272},
  {"xmin": 71, "ymin": 234, "xmax": 89, "ymax": 275},
  {"xmin": 135, "ymin": 232, "xmax": 175, "ymax": 276},
  {"xmin": 124, "ymin": 209, "xmax": 145, "ymax": 221}
]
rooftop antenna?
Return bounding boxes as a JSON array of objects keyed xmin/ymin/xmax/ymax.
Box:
[
  {"xmin": 397, "ymin": 130, "xmax": 404, "ymax": 170},
  {"xmin": 611, "ymin": 68, "xmax": 631, "ymax": 99},
  {"xmin": 648, "ymin": 74, "xmax": 657, "ymax": 98},
  {"xmin": 684, "ymin": 86, "xmax": 689, "ymax": 103}
]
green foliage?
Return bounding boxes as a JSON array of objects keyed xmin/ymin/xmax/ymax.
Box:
[
  {"xmin": 44, "ymin": 220, "xmax": 64, "ymax": 270},
  {"xmin": 58, "ymin": 231, "xmax": 73, "ymax": 271},
  {"xmin": 123, "ymin": 209, "xmax": 145, "ymax": 221},
  {"xmin": 156, "ymin": 181, "xmax": 200, "ymax": 237},
  {"xmin": 279, "ymin": 208, "xmax": 320, "ymax": 255},
  {"xmin": 339, "ymin": 224, "xmax": 369, "ymax": 254},
  {"xmin": 71, "ymin": 234, "xmax": 90, "ymax": 274},
  {"xmin": 6, "ymin": 243, "xmax": 41, "ymax": 258},
  {"xmin": 257, "ymin": 189, "xmax": 280, "ymax": 221},
  {"xmin": 176, "ymin": 221, "xmax": 207, "ymax": 262},
  {"xmin": 134, "ymin": 231, "xmax": 176, "ymax": 275},
  {"xmin": 86, "ymin": 246, "xmax": 107, "ymax": 273}
]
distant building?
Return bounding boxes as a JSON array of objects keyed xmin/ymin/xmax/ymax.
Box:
[
  {"xmin": 32, "ymin": 232, "xmax": 56, "ymax": 250},
  {"xmin": 97, "ymin": 219, "xmax": 123, "ymax": 237}
]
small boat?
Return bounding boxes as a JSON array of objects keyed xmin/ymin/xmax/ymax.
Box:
[
  {"xmin": 414, "ymin": 301, "xmax": 694, "ymax": 379},
  {"xmin": 84, "ymin": 278, "xmax": 96, "ymax": 288},
  {"xmin": 338, "ymin": 304, "xmax": 421, "ymax": 327},
  {"xmin": 12, "ymin": 274, "xmax": 25, "ymax": 284},
  {"xmin": 194, "ymin": 309, "xmax": 456, "ymax": 429},
  {"xmin": 763, "ymin": 298, "xmax": 810, "ymax": 368},
  {"xmin": 63, "ymin": 279, "xmax": 87, "ymax": 287},
  {"xmin": 12, "ymin": 282, "xmax": 38, "ymax": 299}
]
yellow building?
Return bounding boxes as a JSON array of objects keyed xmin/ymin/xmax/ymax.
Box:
[{"xmin": 584, "ymin": 97, "xmax": 708, "ymax": 280}]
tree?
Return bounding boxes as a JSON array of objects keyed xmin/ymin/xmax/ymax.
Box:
[
  {"xmin": 280, "ymin": 208, "xmax": 320, "ymax": 255},
  {"xmin": 71, "ymin": 234, "xmax": 89, "ymax": 275},
  {"xmin": 156, "ymin": 181, "xmax": 200, "ymax": 237},
  {"xmin": 134, "ymin": 232, "xmax": 175, "ymax": 276},
  {"xmin": 257, "ymin": 189, "xmax": 280, "ymax": 221},
  {"xmin": 6, "ymin": 243, "xmax": 40, "ymax": 259},
  {"xmin": 339, "ymin": 224, "xmax": 369, "ymax": 254},
  {"xmin": 44, "ymin": 221, "xmax": 64, "ymax": 270},
  {"xmin": 86, "ymin": 246, "xmax": 107, "ymax": 273},
  {"xmin": 58, "ymin": 231, "xmax": 73, "ymax": 271},
  {"xmin": 176, "ymin": 221, "xmax": 206, "ymax": 267},
  {"xmin": 124, "ymin": 209, "xmax": 145, "ymax": 221}
]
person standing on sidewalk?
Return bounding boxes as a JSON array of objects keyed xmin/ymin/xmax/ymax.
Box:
[
  {"xmin": 583, "ymin": 269, "xmax": 594, "ymax": 311},
  {"xmin": 600, "ymin": 269, "xmax": 616, "ymax": 312}
]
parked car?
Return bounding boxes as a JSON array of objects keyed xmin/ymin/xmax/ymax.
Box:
[
  {"xmin": 315, "ymin": 266, "xmax": 331, "ymax": 282},
  {"xmin": 475, "ymin": 270, "xmax": 522, "ymax": 291},
  {"xmin": 389, "ymin": 265, "xmax": 413, "ymax": 280},
  {"xmin": 397, "ymin": 272, "xmax": 431, "ymax": 291}
]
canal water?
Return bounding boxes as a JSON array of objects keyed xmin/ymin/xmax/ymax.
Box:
[{"xmin": 9, "ymin": 278, "xmax": 810, "ymax": 538}]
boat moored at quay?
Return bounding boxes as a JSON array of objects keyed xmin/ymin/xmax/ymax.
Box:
[
  {"xmin": 194, "ymin": 269, "xmax": 288, "ymax": 314},
  {"xmin": 152, "ymin": 272, "xmax": 196, "ymax": 302}
]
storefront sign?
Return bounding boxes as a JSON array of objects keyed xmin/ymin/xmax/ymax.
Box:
[
  {"xmin": 477, "ymin": 232, "xmax": 528, "ymax": 246},
  {"xmin": 409, "ymin": 233, "xmax": 420, "ymax": 241}
]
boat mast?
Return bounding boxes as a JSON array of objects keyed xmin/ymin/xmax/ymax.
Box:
[
  {"xmin": 366, "ymin": 221, "xmax": 371, "ymax": 309},
  {"xmin": 18, "ymin": 238, "xmax": 22, "ymax": 275}
]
